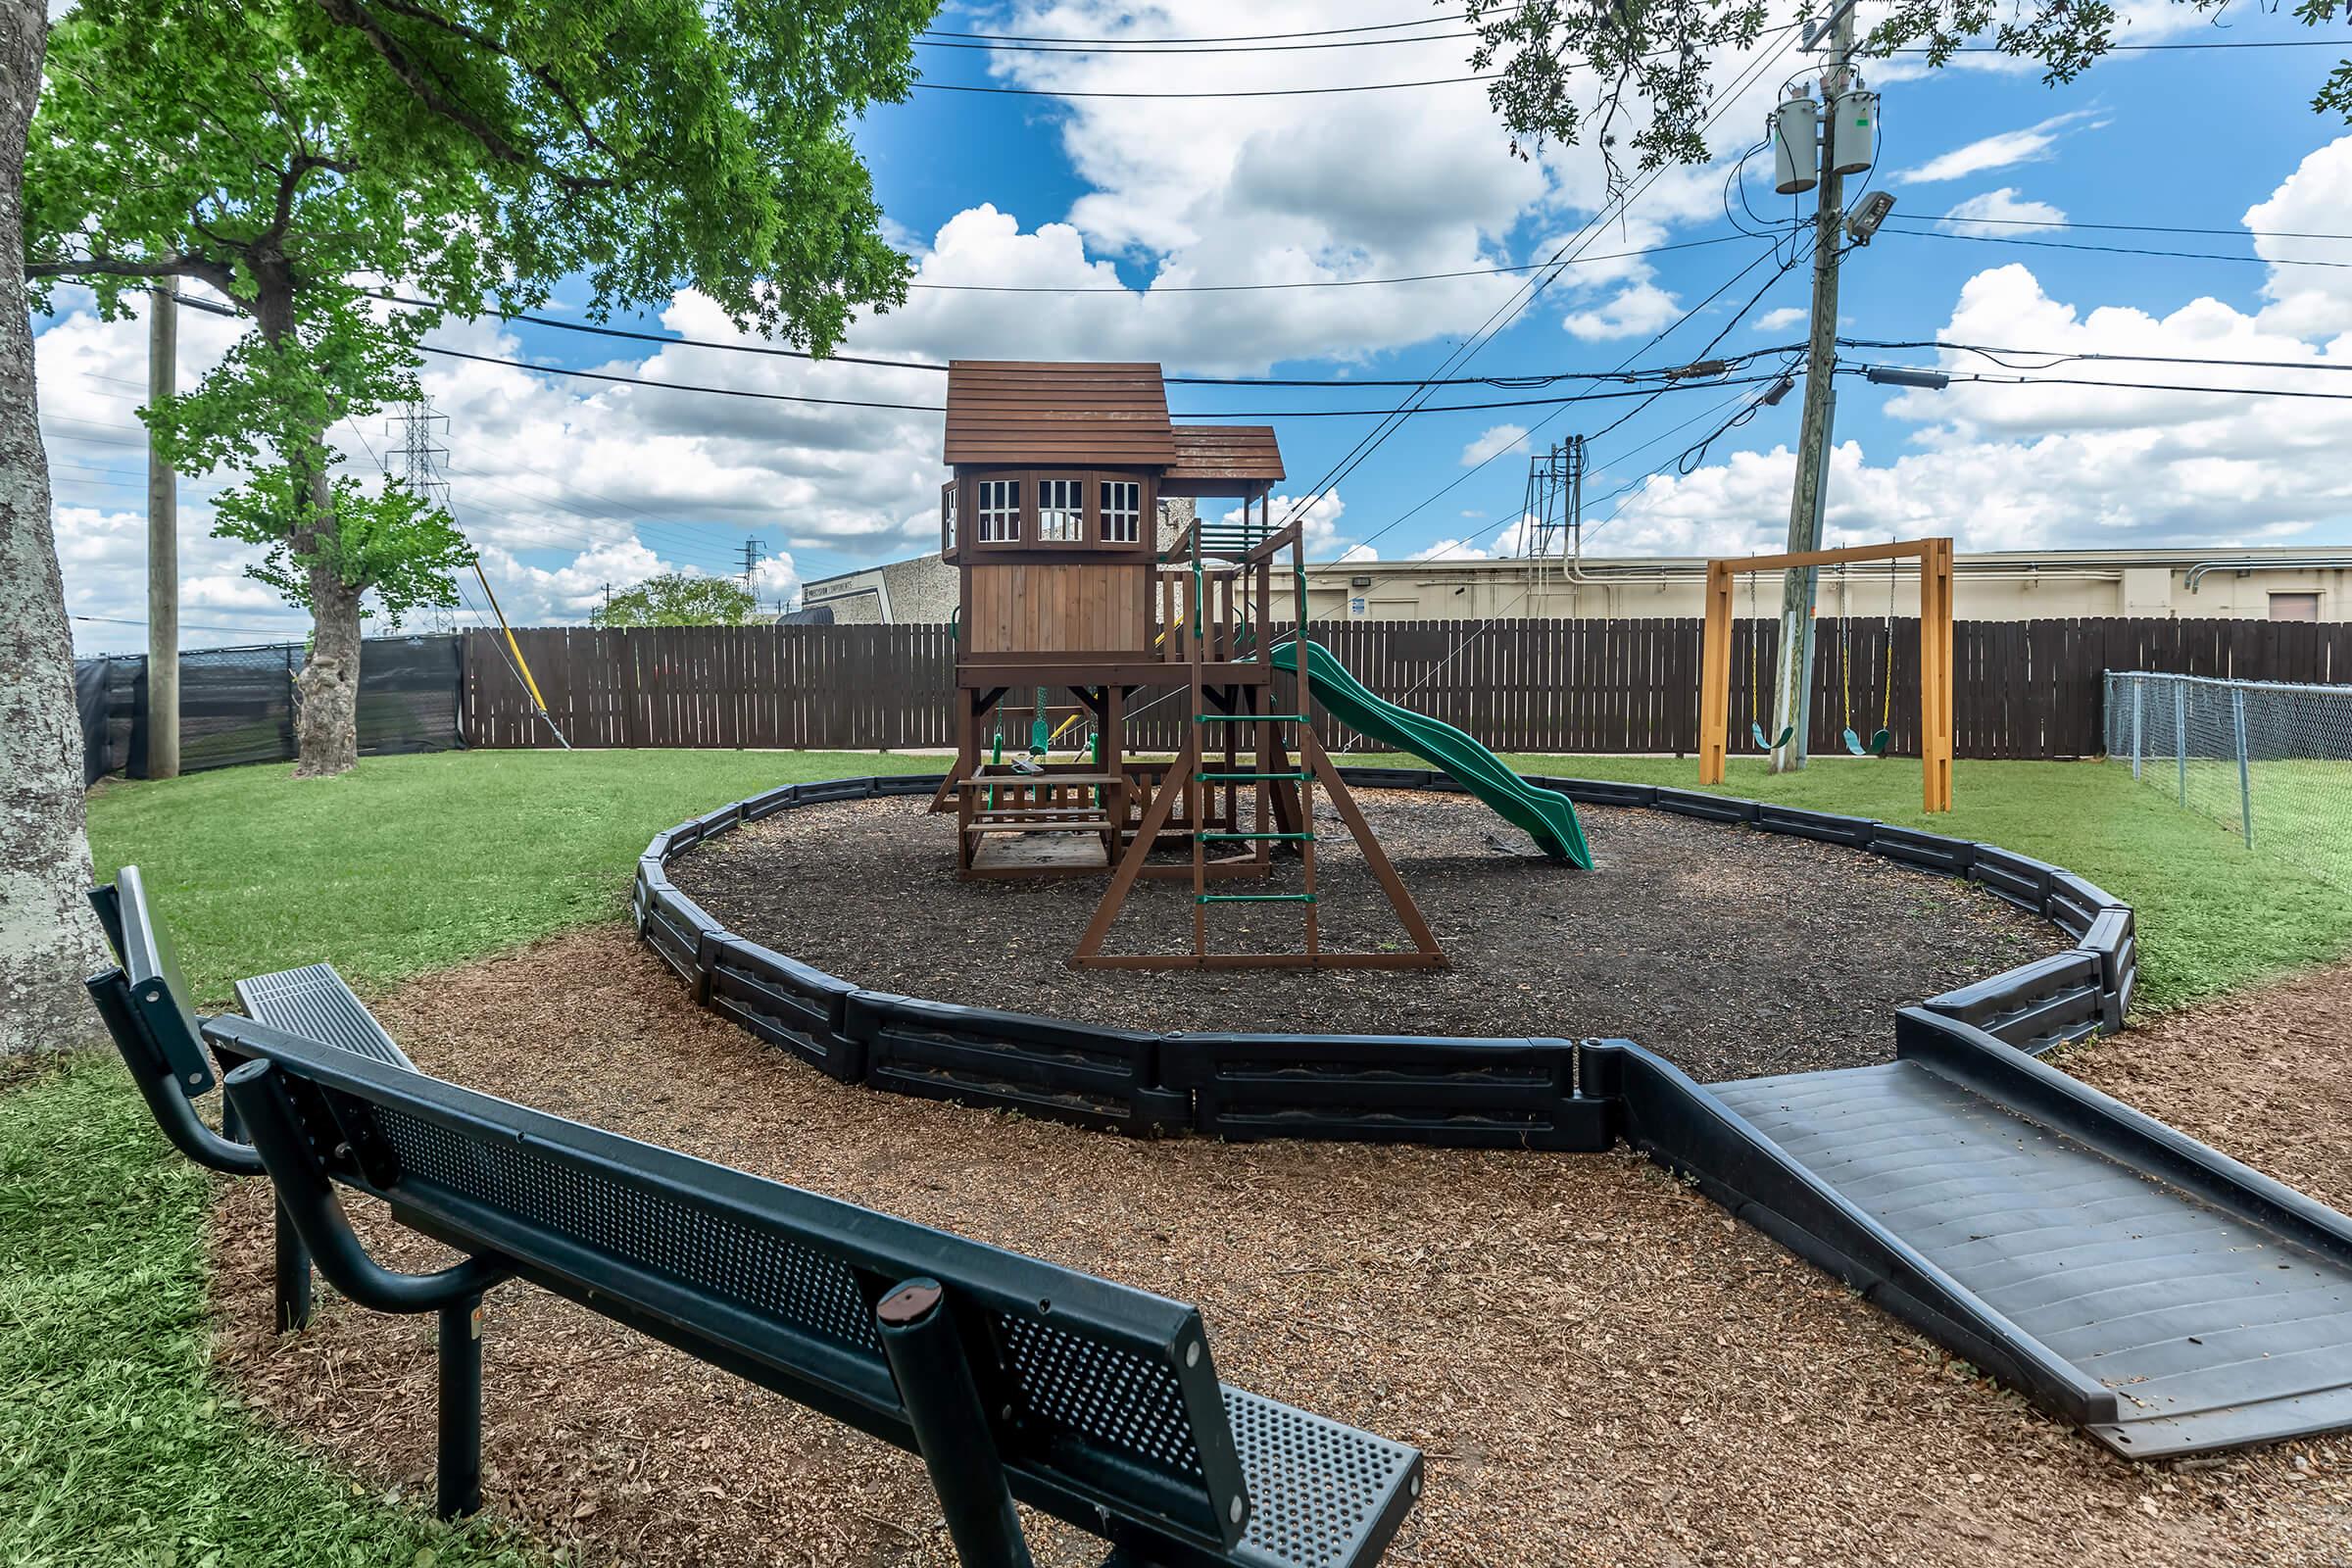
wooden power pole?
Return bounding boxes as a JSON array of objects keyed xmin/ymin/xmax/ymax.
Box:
[
  {"xmin": 1767, "ymin": 2, "xmax": 1860, "ymax": 774},
  {"xmin": 146, "ymin": 284, "xmax": 178, "ymax": 779}
]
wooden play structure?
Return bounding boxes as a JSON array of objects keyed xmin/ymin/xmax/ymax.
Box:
[
  {"xmin": 932, "ymin": 361, "xmax": 1446, "ymax": 970},
  {"xmin": 1698, "ymin": 537, "xmax": 1955, "ymax": 812}
]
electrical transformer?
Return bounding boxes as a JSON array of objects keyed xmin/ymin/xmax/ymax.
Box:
[
  {"xmin": 1829, "ymin": 89, "xmax": 1879, "ymax": 175},
  {"xmin": 1771, "ymin": 95, "xmax": 1820, "ymax": 195}
]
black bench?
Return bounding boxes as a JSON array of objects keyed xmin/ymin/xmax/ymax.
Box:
[
  {"xmin": 85, "ymin": 867, "xmax": 415, "ymax": 1332},
  {"xmin": 86, "ymin": 871, "xmax": 1423, "ymax": 1565},
  {"xmin": 202, "ymin": 1016, "xmax": 1423, "ymax": 1565}
]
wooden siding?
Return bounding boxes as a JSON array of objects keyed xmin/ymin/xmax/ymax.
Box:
[
  {"xmin": 967, "ymin": 564, "xmax": 1151, "ymax": 654},
  {"xmin": 944, "ymin": 361, "xmax": 1177, "ymax": 466},
  {"xmin": 460, "ymin": 617, "xmax": 2352, "ymax": 757},
  {"xmin": 1163, "ymin": 424, "xmax": 1284, "ymax": 490}
]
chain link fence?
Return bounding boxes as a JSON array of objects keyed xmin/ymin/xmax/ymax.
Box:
[{"xmin": 2105, "ymin": 669, "xmax": 2352, "ymax": 884}]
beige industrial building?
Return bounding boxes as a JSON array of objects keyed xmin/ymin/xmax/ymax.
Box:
[{"xmin": 800, "ymin": 540, "xmax": 2352, "ymax": 626}]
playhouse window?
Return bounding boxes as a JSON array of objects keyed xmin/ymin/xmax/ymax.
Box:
[
  {"xmin": 977, "ymin": 478, "xmax": 1021, "ymax": 542},
  {"xmin": 1101, "ymin": 480, "xmax": 1142, "ymax": 543},
  {"xmin": 940, "ymin": 481, "xmax": 957, "ymax": 552},
  {"xmin": 1037, "ymin": 476, "xmax": 1085, "ymax": 542}
]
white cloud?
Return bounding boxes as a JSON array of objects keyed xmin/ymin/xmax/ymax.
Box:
[
  {"xmin": 2244, "ymin": 136, "xmax": 2352, "ymax": 340},
  {"xmin": 1893, "ymin": 111, "xmax": 2102, "ymax": 185},
  {"xmin": 1459, "ymin": 423, "xmax": 1530, "ymax": 466},
  {"xmin": 1413, "ymin": 537, "xmax": 1491, "ymax": 561},
  {"xmin": 1560, "ymin": 281, "xmax": 1683, "ymax": 341},
  {"xmin": 1936, "ymin": 187, "xmax": 2070, "ymax": 237},
  {"xmin": 1589, "ymin": 235, "xmax": 2352, "ymax": 559},
  {"xmin": 1753, "ymin": 306, "xmax": 1806, "ymax": 333}
]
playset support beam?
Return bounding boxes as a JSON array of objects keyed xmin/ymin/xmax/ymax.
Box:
[{"xmin": 1699, "ymin": 537, "xmax": 1954, "ymax": 812}]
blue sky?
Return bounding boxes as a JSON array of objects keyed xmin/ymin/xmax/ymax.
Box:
[{"xmin": 40, "ymin": 3, "xmax": 2352, "ymax": 654}]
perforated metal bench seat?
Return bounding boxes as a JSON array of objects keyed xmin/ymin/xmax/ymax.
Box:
[
  {"xmin": 233, "ymin": 962, "xmax": 412, "ymax": 1069},
  {"xmin": 200, "ymin": 1015, "xmax": 1424, "ymax": 1563}
]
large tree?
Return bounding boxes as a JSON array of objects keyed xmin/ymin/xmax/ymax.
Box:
[
  {"xmin": 1467, "ymin": 0, "xmax": 2351, "ymax": 190},
  {"xmin": 590, "ymin": 570, "xmax": 761, "ymax": 627},
  {"xmin": 24, "ymin": 0, "xmax": 928, "ymax": 774},
  {"xmin": 0, "ymin": 0, "xmax": 104, "ymax": 1054}
]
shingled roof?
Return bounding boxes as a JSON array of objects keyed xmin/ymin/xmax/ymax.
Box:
[
  {"xmin": 1165, "ymin": 425, "xmax": 1285, "ymax": 488},
  {"xmin": 943, "ymin": 361, "xmax": 1178, "ymax": 466}
]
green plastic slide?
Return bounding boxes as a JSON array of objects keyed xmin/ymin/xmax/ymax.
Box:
[{"xmin": 1268, "ymin": 640, "xmax": 1594, "ymax": 868}]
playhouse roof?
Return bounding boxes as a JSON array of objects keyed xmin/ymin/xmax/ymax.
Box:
[
  {"xmin": 1165, "ymin": 425, "xmax": 1285, "ymax": 491},
  {"xmin": 943, "ymin": 361, "xmax": 1178, "ymax": 466}
]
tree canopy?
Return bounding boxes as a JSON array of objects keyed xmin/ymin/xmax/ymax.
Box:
[
  {"xmin": 1466, "ymin": 0, "xmax": 2349, "ymax": 193},
  {"xmin": 24, "ymin": 0, "xmax": 931, "ymax": 770},
  {"xmin": 589, "ymin": 571, "xmax": 761, "ymax": 627}
]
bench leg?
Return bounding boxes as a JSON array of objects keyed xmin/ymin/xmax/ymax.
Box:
[
  {"xmin": 876, "ymin": 1278, "xmax": 1034, "ymax": 1568},
  {"xmin": 272, "ymin": 1201, "xmax": 313, "ymax": 1333},
  {"xmin": 436, "ymin": 1293, "xmax": 485, "ymax": 1520}
]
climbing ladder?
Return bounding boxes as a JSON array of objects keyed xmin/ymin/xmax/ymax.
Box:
[{"xmin": 1074, "ymin": 556, "xmax": 1443, "ymax": 970}]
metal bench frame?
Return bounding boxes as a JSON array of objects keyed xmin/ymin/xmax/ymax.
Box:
[
  {"xmin": 205, "ymin": 1016, "xmax": 1422, "ymax": 1566},
  {"xmin": 82, "ymin": 867, "xmax": 1421, "ymax": 1566}
]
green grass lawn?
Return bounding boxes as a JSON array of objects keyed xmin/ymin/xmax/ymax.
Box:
[
  {"xmin": 0, "ymin": 1054, "xmax": 529, "ymax": 1568},
  {"xmin": 17, "ymin": 742, "xmax": 2351, "ymax": 1565},
  {"xmin": 85, "ymin": 749, "xmax": 934, "ymax": 1005}
]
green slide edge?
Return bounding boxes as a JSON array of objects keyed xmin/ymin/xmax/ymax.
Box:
[{"xmin": 1268, "ymin": 640, "xmax": 1594, "ymax": 868}]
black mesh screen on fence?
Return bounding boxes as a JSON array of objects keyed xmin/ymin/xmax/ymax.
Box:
[{"xmin": 75, "ymin": 633, "xmax": 463, "ymax": 782}]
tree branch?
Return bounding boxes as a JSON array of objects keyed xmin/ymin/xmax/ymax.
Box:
[
  {"xmin": 25, "ymin": 252, "xmax": 240, "ymax": 298},
  {"xmin": 310, "ymin": 0, "xmax": 623, "ymax": 190}
]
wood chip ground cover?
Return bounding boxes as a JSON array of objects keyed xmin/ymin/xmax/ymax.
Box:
[
  {"xmin": 211, "ymin": 928, "xmax": 2352, "ymax": 1567},
  {"xmin": 664, "ymin": 793, "xmax": 2065, "ymax": 1081}
]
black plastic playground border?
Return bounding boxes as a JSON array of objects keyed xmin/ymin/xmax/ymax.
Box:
[{"xmin": 631, "ymin": 770, "xmax": 2137, "ymax": 1148}]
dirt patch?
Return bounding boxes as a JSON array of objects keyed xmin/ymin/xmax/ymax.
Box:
[
  {"xmin": 665, "ymin": 792, "xmax": 2065, "ymax": 1082},
  {"xmin": 210, "ymin": 927, "xmax": 2352, "ymax": 1568}
]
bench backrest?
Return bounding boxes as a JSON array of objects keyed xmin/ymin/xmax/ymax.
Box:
[
  {"xmin": 201, "ymin": 1014, "xmax": 1255, "ymax": 1556},
  {"xmin": 91, "ymin": 865, "xmax": 217, "ymax": 1097}
]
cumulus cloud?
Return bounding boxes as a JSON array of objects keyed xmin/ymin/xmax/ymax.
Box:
[
  {"xmin": 1936, "ymin": 187, "xmax": 2069, "ymax": 237},
  {"xmin": 1753, "ymin": 306, "xmax": 1807, "ymax": 333},
  {"xmin": 1589, "ymin": 220, "xmax": 2352, "ymax": 559},
  {"xmin": 1460, "ymin": 423, "xmax": 1531, "ymax": 466},
  {"xmin": 1560, "ymin": 281, "xmax": 1684, "ymax": 340}
]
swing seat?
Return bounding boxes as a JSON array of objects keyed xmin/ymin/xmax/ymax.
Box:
[
  {"xmin": 1750, "ymin": 722, "xmax": 1794, "ymax": 750},
  {"xmin": 1841, "ymin": 726, "xmax": 1865, "ymax": 756},
  {"xmin": 1868, "ymin": 727, "xmax": 1892, "ymax": 758}
]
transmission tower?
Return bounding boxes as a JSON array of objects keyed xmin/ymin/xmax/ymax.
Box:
[
  {"xmin": 386, "ymin": 399, "xmax": 457, "ymax": 633},
  {"xmin": 738, "ymin": 535, "xmax": 766, "ymax": 607},
  {"xmin": 1518, "ymin": 435, "xmax": 1586, "ymax": 580}
]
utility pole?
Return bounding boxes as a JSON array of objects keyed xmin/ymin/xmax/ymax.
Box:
[
  {"xmin": 145, "ymin": 285, "xmax": 179, "ymax": 779},
  {"xmin": 1768, "ymin": 1, "xmax": 1871, "ymax": 773}
]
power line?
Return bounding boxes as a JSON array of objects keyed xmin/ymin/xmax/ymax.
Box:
[
  {"xmin": 1897, "ymin": 214, "xmax": 2352, "ymax": 242},
  {"xmin": 1843, "ymin": 336, "xmax": 2352, "ymax": 374},
  {"xmin": 915, "ymin": 28, "xmax": 1481, "ymax": 55},
  {"xmin": 1838, "ymin": 363, "xmax": 2352, "ymax": 402},
  {"xmin": 909, "ymin": 71, "xmax": 1496, "ymax": 100},
  {"xmin": 1886, "ymin": 228, "xmax": 2352, "ymax": 270},
  {"xmin": 918, "ymin": 13, "xmax": 1475, "ymax": 46},
  {"xmin": 875, "ymin": 236, "xmax": 1758, "ymax": 295},
  {"xmin": 413, "ymin": 340, "xmax": 1792, "ymax": 416},
  {"xmin": 73, "ymin": 612, "xmax": 298, "ymax": 634}
]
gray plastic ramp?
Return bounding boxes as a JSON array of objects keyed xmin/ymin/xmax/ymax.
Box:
[{"xmin": 1599, "ymin": 1011, "xmax": 2352, "ymax": 1458}]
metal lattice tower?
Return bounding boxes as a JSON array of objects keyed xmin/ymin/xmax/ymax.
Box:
[
  {"xmin": 1518, "ymin": 436, "xmax": 1585, "ymax": 575},
  {"xmin": 386, "ymin": 400, "xmax": 457, "ymax": 633}
]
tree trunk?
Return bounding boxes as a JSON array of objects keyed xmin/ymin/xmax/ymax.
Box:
[
  {"xmin": 297, "ymin": 553, "xmax": 363, "ymax": 777},
  {"xmin": 253, "ymin": 282, "xmax": 363, "ymax": 778},
  {"xmin": 0, "ymin": 0, "xmax": 107, "ymax": 1054}
]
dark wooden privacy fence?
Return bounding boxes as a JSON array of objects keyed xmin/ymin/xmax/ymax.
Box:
[{"xmin": 462, "ymin": 617, "xmax": 2352, "ymax": 760}]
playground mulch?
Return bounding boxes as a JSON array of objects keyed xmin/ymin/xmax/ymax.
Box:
[
  {"xmin": 665, "ymin": 790, "xmax": 2067, "ymax": 1082},
  {"xmin": 208, "ymin": 927, "xmax": 2352, "ymax": 1568}
]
